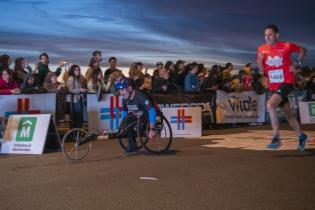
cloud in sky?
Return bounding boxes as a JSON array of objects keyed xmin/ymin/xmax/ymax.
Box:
[{"xmin": 0, "ymin": 0, "xmax": 314, "ymax": 68}]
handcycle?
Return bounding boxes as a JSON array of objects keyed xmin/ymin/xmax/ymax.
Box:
[{"xmin": 61, "ymin": 111, "xmax": 173, "ymax": 161}]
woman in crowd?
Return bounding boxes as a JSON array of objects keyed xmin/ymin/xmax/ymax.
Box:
[
  {"xmin": 21, "ymin": 73, "xmax": 46, "ymax": 94},
  {"xmin": 87, "ymin": 68, "xmax": 106, "ymax": 93},
  {"xmin": 65, "ymin": 64, "xmax": 87, "ymax": 129},
  {"xmin": 129, "ymin": 62, "xmax": 144, "ymax": 89},
  {"xmin": 0, "ymin": 54, "xmax": 13, "ymax": 73},
  {"xmin": 85, "ymin": 57, "xmax": 102, "ymax": 83},
  {"xmin": 43, "ymin": 72, "xmax": 64, "ymax": 93},
  {"xmin": 0, "ymin": 69, "xmax": 20, "ymax": 95},
  {"xmin": 36, "ymin": 53, "xmax": 64, "ymax": 85},
  {"xmin": 152, "ymin": 63, "xmax": 176, "ymax": 92},
  {"xmin": 14, "ymin": 57, "xmax": 32, "ymax": 84}
]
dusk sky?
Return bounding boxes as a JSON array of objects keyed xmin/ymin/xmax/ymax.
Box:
[{"xmin": 1, "ymin": 0, "xmax": 314, "ymax": 69}]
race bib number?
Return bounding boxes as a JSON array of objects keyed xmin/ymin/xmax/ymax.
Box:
[{"xmin": 268, "ymin": 69, "xmax": 284, "ymax": 83}]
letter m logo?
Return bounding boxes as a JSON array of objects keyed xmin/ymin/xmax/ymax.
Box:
[{"xmin": 16, "ymin": 117, "xmax": 37, "ymax": 142}]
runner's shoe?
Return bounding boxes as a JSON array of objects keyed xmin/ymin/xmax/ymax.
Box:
[
  {"xmin": 297, "ymin": 133, "xmax": 308, "ymax": 151},
  {"xmin": 267, "ymin": 136, "xmax": 281, "ymax": 149}
]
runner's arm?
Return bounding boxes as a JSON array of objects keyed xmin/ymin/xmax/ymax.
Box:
[{"xmin": 257, "ymin": 51, "xmax": 265, "ymax": 75}]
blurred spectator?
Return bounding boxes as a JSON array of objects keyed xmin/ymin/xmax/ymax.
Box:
[
  {"xmin": 174, "ymin": 60, "xmax": 187, "ymax": 91},
  {"xmin": 220, "ymin": 68, "xmax": 233, "ymax": 93},
  {"xmin": 203, "ymin": 65, "xmax": 221, "ymax": 91},
  {"xmin": 129, "ymin": 62, "xmax": 145, "ymax": 88},
  {"xmin": 43, "ymin": 72, "xmax": 64, "ymax": 93},
  {"xmin": 243, "ymin": 66, "xmax": 253, "ymax": 91},
  {"xmin": 65, "ymin": 65, "xmax": 87, "ymax": 129},
  {"xmin": 85, "ymin": 51, "xmax": 103, "ymax": 83},
  {"xmin": 21, "ymin": 73, "xmax": 46, "ymax": 94},
  {"xmin": 87, "ymin": 68, "xmax": 106, "ymax": 93},
  {"xmin": 153, "ymin": 62, "xmax": 163, "ymax": 81},
  {"xmin": 0, "ymin": 69, "xmax": 20, "ymax": 95},
  {"xmin": 295, "ymin": 66, "xmax": 306, "ymax": 90},
  {"xmin": 165, "ymin": 61, "xmax": 176, "ymax": 82},
  {"xmin": 36, "ymin": 53, "xmax": 64, "ymax": 85},
  {"xmin": 152, "ymin": 63, "xmax": 176, "ymax": 92},
  {"xmin": 185, "ymin": 62, "xmax": 200, "ymax": 92},
  {"xmin": 104, "ymin": 57, "xmax": 120, "ymax": 85},
  {"xmin": 197, "ymin": 63, "xmax": 207, "ymax": 87},
  {"xmin": 107, "ymin": 70, "xmax": 124, "ymax": 95},
  {"xmin": 251, "ymin": 68, "xmax": 264, "ymax": 94},
  {"xmin": 0, "ymin": 54, "xmax": 13, "ymax": 73},
  {"xmin": 306, "ymin": 76, "xmax": 315, "ymax": 101},
  {"xmin": 139, "ymin": 74, "xmax": 152, "ymax": 93},
  {"xmin": 14, "ymin": 57, "xmax": 32, "ymax": 84}
]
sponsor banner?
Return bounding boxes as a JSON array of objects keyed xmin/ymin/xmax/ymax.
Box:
[
  {"xmin": 162, "ymin": 107, "xmax": 202, "ymax": 138},
  {"xmin": 298, "ymin": 102, "xmax": 315, "ymax": 124},
  {"xmin": 216, "ymin": 91, "xmax": 266, "ymax": 123},
  {"xmin": 0, "ymin": 93, "xmax": 56, "ymax": 119},
  {"xmin": 265, "ymin": 90, "xmax": 306, "ymax": 122},
  {"xmin": 87, "ymin": 94, "xmax": 122, "ymax": 132},
  {"xmin": 1, "ymin": 114, "xmax": 51, "ymax": 154},
  {"xmin": 87, "ymin": 93, "xmax": 211, "ymax": 133}
]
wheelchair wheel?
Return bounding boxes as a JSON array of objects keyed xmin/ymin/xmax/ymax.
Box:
[
  {"xmin": 137, "ymin": 115, "xmax": 172, "ymax": 154},
  {"xmin": 117, "ymin": 114, "xmax": 143, "ymax": 151},
  {"xmin": 62, "ymin": 128, "xmax": 92, "ymax": 161}
]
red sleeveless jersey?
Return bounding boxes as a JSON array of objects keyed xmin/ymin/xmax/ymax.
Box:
[{"xmin": 257, "ymin": 41, "xmax": 301, "ymax": 90}]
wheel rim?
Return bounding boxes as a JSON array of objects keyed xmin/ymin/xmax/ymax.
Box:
[{"xmin": 62, "ymin": 128, "xmax": 92, "ymax": 161}]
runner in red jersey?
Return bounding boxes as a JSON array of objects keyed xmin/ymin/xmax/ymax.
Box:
[{"xmin": 257, "ymin": 24, "xmax": 308, "ymax": 150}]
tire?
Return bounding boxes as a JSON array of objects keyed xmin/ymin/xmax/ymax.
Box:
[
  {"xmin": 117, "ymin": 114, "xmax": 143, "ymax": 151},
  {"xmin": 138, "ymin": 115, "xmax": 172, "ymax": 154},
  {"xmin": 61, "ymin": 128, "xmax": 92, "ymax": 161}
]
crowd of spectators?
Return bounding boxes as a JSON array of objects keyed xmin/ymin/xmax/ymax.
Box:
[{"xmin": 1, "ymin": 51, "xmax": 315, "ymax": 128}]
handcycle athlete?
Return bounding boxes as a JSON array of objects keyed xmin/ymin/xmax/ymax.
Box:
[
  {"xmin": 115, "ymin": 78, "xmax": 169, "ymax": 154},
  {"xmin": 61, "ymin": 77, "xmax": 172, "ymax": 161}
]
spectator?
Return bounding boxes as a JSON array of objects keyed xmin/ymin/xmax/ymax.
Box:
[
  {"xmin": 243, "ymin": 66, "xmax": 253, "ymax": 91},
  {"xmin": 21, "ymin": 73, "xmax": 46, "ymax": 94},
  {"xmin": 14, "ymin": 57, "xmax": 32, "ymax": 84},
  {"xmin": 185, "ymin": 62, "xmax": 200, "ymax": 92},
  {"xmin": 203, "ymin": 65, "xmax": 221, "ymax": 91},
  {"xmin": 165, "ymin": 61, "xmax": 176, "ymax": 82},
  {"xmin": 65, "ymin": 64, "xmax": 87, "ymax": 129},
  {"xmin": 174, "ymin": 60, "xmax": 187, "ymax": 91},
  {"xmin": 43, "ymin": 72, "xmax": 64, "ymax": 93},
  {"xmin": 0, "ymin": 54, "xmax": 12, "ymax": 73},
  {"xmin": 139, "ymin": 74, "xmax": 152, "ymax": 92},
  {"xmin": 85, "ymin": 51, "xmax": 103, "ymax": 83},
  {"xmin": 197, "ymin": 63, "xmax": 207, "ymax": 87},
  {"xmin": 251, "ymin": 68, "xmax": 264, "ymax": 94},
  {"xmin": 220, "ymin": 69, "xmax": 233, "ymax": 93},
  {"xmin": 36, "ymin": 53, "xmax": 64, "ymax": 85},
  {"xmin": 104, "ymin": 57, "xmax": 120, "ymax": 85},
  {"xmin": 0, "ymin": 69, "xmax": 20, "ymax": 95},
  {"xmin": 129, "ymin": 62, "xmax": 145, "ymax": 89},
  {"xmin": 87, "ymin": 68, "xmax": 106, "ymax": 93},
  {"xmin": 306, "ymin": 76, "xmax": 315, "ymax": 101},
  {"xmin": 152, "ymin": 62, "xmax": 176, "ymax": 92},
  {"xmin": 152, "ymin": 62, "xmax": 163, "ymax": 81}
]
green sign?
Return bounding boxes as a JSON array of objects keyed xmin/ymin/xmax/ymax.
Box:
[
  {"xmin": 16, "ymin": 117, "xmax": 37, "ymax": 142},
  {"xmin": 308, "ymin": 103, "xmax": 315, "ymax": 117}
]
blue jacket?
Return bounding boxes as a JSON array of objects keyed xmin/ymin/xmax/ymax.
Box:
[{"xmin": 184, "ymin": 72, "xmax": 200, "ymax": 91}]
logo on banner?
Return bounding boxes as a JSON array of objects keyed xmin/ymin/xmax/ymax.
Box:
[
  {"xmin": 170, "ymin": 109, "xmax": 192, "ymax": 130},
  {"xmin": 100, "ymin": 96, "xmax": 122, "ymax": 129},
  {"xmin": 16, "ymin": 117, "xmax": 37, "ymax": 142},
  {"xmin": 5, "ymin": 98, "xmax": 41, "ymax": 117},
  {"xmin": 308, "ymin": 103, "xmax": 315, "ymax": 117}
]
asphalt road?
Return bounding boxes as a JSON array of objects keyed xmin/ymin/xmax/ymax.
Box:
[{"xmin": 1, "ymin": 124, "xmax": 315, "ymax": 210}]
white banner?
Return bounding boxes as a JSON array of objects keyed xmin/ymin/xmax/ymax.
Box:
[
  {"xmin": 216, "ymin": 91, "xmax": 266, "ymax": 123},
  {"xmin": 0, "ymin": 93, "xmax": 56, "ymax": 119},
  {"xmin": 1, "ymin": 114, "xmax": 51, "ymax": 154},
  {"xmin": 87, "ymin": 94, "xmax": 123, "ymax": 132},
  {"xmin": 299, "ymin": 102, "xmax": 315, "ymax": 124},
  {"xmin": 162, "ymin": 107, "xmax": 202, "ymax": 138}
]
